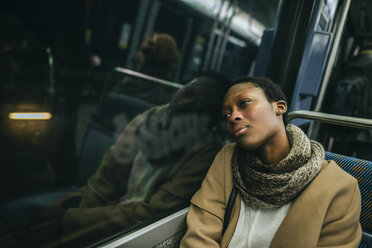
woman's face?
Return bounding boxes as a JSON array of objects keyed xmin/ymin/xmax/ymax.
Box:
[
  {"xmin": 222, "ymin": 82, "xmax": 286, "ymax": 151},
  {"xmin": 170, "ymin": 76, "xmax": 223, "ymax": 114}
]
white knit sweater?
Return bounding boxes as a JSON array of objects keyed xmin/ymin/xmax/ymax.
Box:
[{"xmin": 227, "ymin": 199, "xmax": 292, "ymax": 248}]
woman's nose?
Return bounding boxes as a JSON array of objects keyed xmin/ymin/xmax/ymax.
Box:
[{"xmin": 228, "ymin": 110, "xmax": 242, "ymax": 123}]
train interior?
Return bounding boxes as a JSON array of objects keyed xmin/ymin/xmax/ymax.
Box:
[{"xmin": 0, "ymin": 0, "xmax": 371, "ymax": 247}]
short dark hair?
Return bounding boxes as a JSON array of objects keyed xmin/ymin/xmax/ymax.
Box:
[
  {"xmin": 135, "ymin": 33, "xmax": 180, "ymax": 80},
  {"xmin": 170, "ymin": 70, "xmax": 232, "ymax": 127},
  {"xmin": 195, "ymin": 70, "xmax": 232, "ymax": 93},
  {"xmin": 229, "ymin": 76, "xmax": 288, "ymax": 125}
]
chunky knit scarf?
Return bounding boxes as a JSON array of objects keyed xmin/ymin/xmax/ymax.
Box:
[{"xmin": 231, "ymin": 124, "xmax": 324, "ymax": 208}]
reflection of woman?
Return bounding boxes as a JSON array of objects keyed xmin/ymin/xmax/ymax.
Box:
[
  {"xmin": 56, "ymin": 71, "xmax": 231, "ymax": 247},
  {"xmin": 115, "ymin": 33, "xmax": 180, "ymax": 105},
  {"xmin": 181, "ymin": 77, "xmax": 362, "ymax": 248},
  {"xmin": 133, "ymin": 33, "xmax": 180, "ymax": 80}
]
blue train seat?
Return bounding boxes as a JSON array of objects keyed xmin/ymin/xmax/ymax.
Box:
[
  {"xmin": 75, "ymin": 121, "xmax": 115, "ymax": 187},
  {"xmin": 76, "ymin": 93, "xmax": 155, "ymax": 186},
  {"xmin": 94, "ymin": 92, "xmax": 156, "ymax": 132},
  {"xmin": 325, "ymin": 152, "xmax": 372, "ymax": 247}
]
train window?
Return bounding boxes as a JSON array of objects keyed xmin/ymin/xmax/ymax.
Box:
[{"xmin": 0, "ymin": 0, "xmax": 280, "ymax": 247}]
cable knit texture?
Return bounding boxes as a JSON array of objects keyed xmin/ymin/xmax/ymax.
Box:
[{"xmin": 231, "ymin": 124, "xmax": 324, "ymax": 208}]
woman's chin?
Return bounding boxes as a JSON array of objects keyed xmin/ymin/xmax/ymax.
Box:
[{"xmin": 236, "ymin": 140, "xmax": 261, "ymax": 152}]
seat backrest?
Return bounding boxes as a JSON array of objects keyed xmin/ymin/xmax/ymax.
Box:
[
  {"xmin": 105, "ymin": 92, "xmax": 155, "ymax": 120},
  {"xmin": 76, "ymin": 121, "xmax": 114, "ymax": 186},
  {"xmin": 95, "ymin": 92, "xmax": 155, "ymax": 130},
  {"xmin": 78, "ymin": 93, "xmax": 155, "ymax": 186},
  {"xmin": 325, "ymin": 152, "xmax": 372, "ymax": 247}
]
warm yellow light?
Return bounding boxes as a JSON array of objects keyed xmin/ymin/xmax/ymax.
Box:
[{"xmin": 9, "ymin": 112, "xmax": 52, "ymax": 120}]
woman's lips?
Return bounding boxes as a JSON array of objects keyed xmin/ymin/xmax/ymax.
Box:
[{"xmin": 234, "ymin": 125, "xmax": 248, "ymax": 137}]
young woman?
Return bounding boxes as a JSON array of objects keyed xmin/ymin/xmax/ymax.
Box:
[{"xmin": 180, "ymin": 77, "xmax": 362, "ymax": 248}]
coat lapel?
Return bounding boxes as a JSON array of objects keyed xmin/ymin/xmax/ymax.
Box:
[{"xmin": 270, "ymin": 163, "xmax": 329, "ymax": 248}]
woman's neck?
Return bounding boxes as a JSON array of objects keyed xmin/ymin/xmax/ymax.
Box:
[{"xmin": 257, "ymin": 127, "xmax": 290, "ymax": 164}]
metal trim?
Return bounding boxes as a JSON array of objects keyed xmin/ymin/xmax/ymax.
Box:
[
  {"xmin": 314, "ymin": 0, "xmax": 351, "ymax": 111},
  {"xmin": 288, "ymin": 110, "xmax": 372, "ymax": 129},
  {"xmin": 99, "ymin": 207, "xmax": 189, "ymax": 248},
  {"xmin": 114, "ymin": 67, "xmax": 183, "ymax": 89}
]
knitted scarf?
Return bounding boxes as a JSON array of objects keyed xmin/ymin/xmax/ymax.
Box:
[{"xmin": 231, "ymin": 124, "xmax": 324, "ymax": 208}]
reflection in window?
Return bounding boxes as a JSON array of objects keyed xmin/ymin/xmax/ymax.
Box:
[{"xmin": 0, "ymin": 0, "xmax": 280, "ymax": 247}]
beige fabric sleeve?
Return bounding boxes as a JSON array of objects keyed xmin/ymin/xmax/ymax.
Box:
[
  {"xmin": 317, "ymin": 178, "xmax": 362, "ymax": 248},
  {"xmin": 180, "ymin": 146, "xmax": 231, "ymax": 248}
]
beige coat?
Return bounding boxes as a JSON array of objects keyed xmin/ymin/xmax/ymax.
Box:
[{"xmin": 180, "ymin": 144, "xmax": 362, "ymax": 248}]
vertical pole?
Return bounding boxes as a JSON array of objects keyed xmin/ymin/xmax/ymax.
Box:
[
  {"xmin": 203, "ymin": 0, "xmax": 224, "ymax": 70},
  {"xmin": 211, "ymin": 0, "xmax": 232, "ymax": 70},
  {"xmin": 216, "ymin": 0, "xmax": 237, "ymax": 71},
  {"xmin": 175, "ymin": 18, "xmax": 194, "ymax": 82},
  {"xmin": 125, "ymin": 0, "xmax": 152, "ymax": 69},
  {"xmin": 142, "ymin": 0, "xmax": 161, "ymax": 44}
]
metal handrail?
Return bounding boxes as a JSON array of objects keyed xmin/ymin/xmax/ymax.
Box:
[
  {"xmin": 101, "ymin": 207, "xmax": 189, "ymax": 248},
  {"xmin": 288, "ymin": 110, "xmax": 372, "ymax": 130},
  {"xmin": 114, "ymin": 67, "xmax": 183, "ymax": 89}
]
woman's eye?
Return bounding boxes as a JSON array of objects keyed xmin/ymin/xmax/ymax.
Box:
[
  {"xmin": 223, "ymin": 113, "xmax": 231, "ymax": 120},
  {"xmin": 240, "ymin": 100, "xmax": 250, "ymax": 107}
]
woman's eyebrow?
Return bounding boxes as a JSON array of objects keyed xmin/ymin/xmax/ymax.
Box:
[{"xmin": 235, "ymin": 92, "xmax": 251, "ymax": 98}]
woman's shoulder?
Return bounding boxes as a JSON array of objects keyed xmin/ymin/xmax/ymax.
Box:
[
  {"xmin": 303, "ymin": 159, "xmax": 359, "ymax": 202},
  {"xmin": 190, "ymin": 143, "xmax": 237, "ymax": 218},
  {"xmin": 319, "ymin": 160, "xmax": 359, "ymax": 187},
  {"xmin": 291, "ymin": 159, "xmax": 360, "ymax": 216},
  {"xmin": 211, "ymin": 143, "xmax": 237, "ymax": 172},
  {"xmin": 202, "ymin": 143, "xmax": 236, "ymax": 174},
  {"xmin": 220, "ymin": 143, "xmax": 236, "ymax": 155}
]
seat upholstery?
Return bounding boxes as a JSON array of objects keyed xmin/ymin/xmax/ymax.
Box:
[{"xmin": 325, "ymin": 152, "xmax": 372, "ymax": 247}]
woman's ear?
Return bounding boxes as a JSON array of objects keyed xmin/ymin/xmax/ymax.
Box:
[{"xmin": 274, "ymin": 100, "xmax": 287, "ymax": 115}]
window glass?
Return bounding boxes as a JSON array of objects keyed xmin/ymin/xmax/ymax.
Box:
[{"xmin": 0, "ymin": 0, "xmax": 280, "ymax": 247}]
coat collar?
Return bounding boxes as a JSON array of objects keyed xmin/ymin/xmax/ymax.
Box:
[
  {"xmin": 270, "ymin": 163, "xmax": 329, "ymax": 247},
  {"xmin": 221, "ymin": 161, "xmax": 331, "ymax": 248}
]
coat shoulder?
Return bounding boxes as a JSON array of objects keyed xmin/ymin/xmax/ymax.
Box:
[{"xmin": 319, "ymin": 160, "xmax": 359, "ymax": 188}]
